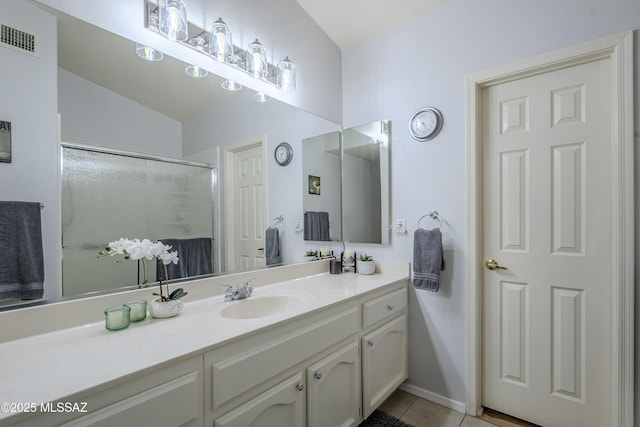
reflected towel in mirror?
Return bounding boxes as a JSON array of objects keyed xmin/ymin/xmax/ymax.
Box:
[
  {"xmin": 0, "ymin": 201, "xmax": 45, "ymax": 300},
  {"xmin": 303, "ymin": 211, "xmax": 330, "ymax": 241},
  {"xmin": 157, "ymin": 237, "xmax": 212, "ymax": 280},
  {"xmin": 265, "ymin": 227, "xmax": 281, "ymax": 265}
]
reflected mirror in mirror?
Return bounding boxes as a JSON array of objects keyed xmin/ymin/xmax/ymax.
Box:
[
  {"xmin": 302, "ymin": 131, "xmax": 342, "ymax": 241},
  {"xmin": 342, "ymin": 120, "xmax": 391, "ymax": 245}
]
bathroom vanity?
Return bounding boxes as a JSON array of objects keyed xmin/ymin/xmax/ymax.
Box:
[{"xmin": 0, "ymin": 261, "xmax": 408, "ymax": 427}]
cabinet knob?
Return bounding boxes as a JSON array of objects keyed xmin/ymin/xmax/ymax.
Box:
[
  {"xmin": 387, "ymin": 304, "xmax": 394, "ymax": 311},
  {"xmin": 314, "ymin": 371, "xmax": 322, "ymax": 380},
  {"xmin": 296, "ymin": 383, "xmax": 304, "ymax": 392},
  {"xmin": 367, "ymin": 340, "xmax": 374, "ymax": 347}
]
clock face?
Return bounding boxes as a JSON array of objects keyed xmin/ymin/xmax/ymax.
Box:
[
  {"xmin": 409, "ymin": 107, "xmax": 443, "ymax": 141},
  {"xmin": 274, "ymin": 142, "xmax": 292, "ymax": 166}
]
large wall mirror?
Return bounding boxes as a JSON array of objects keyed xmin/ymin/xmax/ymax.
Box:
[
  {"xmin": 302, "ymin": 120, "xmax": 391, "ymax": 245},
  {"xmin": 0, "ymin": 4, "xmax": 340, "ymax": 309}
]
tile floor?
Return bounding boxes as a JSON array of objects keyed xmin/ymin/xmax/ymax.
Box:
[{"xmin": 378, "ymin": 390, "xmax": 517, "ymax": 427}]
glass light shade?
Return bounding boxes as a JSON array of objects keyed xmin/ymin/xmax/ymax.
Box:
[
  {"xmin": 277, "ymin": 56, "xmax": 296, "ymax": 92},
  {"xmin": 210, "ymin": 18, "xmax": 233, "ymax": 63},
  {"xmin": 185, "ymin": 65, "xmax": 208, "ymax": 78},
  {"xmin": 247, "ymin": 39, "xmax": 267, "ymax": 78},
  {"xmin": 221, "ymin": 79, "xmax": 242, "ymax": 91},
  {"xmin": 188, "ymin": 32, "xmax": 208, "ymax": 53},
  {"xmin": 135, "ymin": 43, "xmax": 164, "ymax": 61},
  {"xmin": 159, "ymin": 0, "xmax": 188, "ymax": 42},
  {"xmin": 253, "ymin": 92, "xmax": 268, "ymax": 103}
]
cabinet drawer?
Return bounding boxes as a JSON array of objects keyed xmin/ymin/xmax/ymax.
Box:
[
  {"xmin": 209, "ymin": 306, "xmax": 358, "ymax": 410},
  {"xmin": 362, "ymin": 287, "xmax": 407, "ymax": 330}
]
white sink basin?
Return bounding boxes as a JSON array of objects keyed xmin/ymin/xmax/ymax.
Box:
[{"xmin": 218, "ymin": 291, "xmax": 313, "ymax": 320}]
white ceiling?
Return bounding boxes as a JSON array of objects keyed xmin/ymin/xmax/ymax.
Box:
[{"xmin": 295, "ymin": 0, "xmax": 450, "ymax": 49}]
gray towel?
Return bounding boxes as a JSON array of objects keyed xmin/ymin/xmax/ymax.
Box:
[
  {"xmin": 186, "ymin": 237, "xmax": 213, "ymax": 277},
  {"xmin": 0, "ymin": 201, "xmax": 45, "ymax": 300},
  {"xmin": 265, "ymin": 227, "xmax": 281, "ymax": 265},
  {"xmin": 157, "ymin": 238, "xmax": 213, "ymax": 281},
  {"xmin": 412, "ymin": 228, "xmax": 445, "ymax": 292},
  {"xmin": 157, "ymin": 239, "xmax": 188, "ymax": 280},
  {"xmin": 303, "ymin": 211, "xmax": 330, "ymax": 241}
]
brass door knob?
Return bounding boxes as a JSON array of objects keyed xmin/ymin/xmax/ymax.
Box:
[{"xmin": 485, "ymin": 259, "xmax": 508, "ymax": 271}]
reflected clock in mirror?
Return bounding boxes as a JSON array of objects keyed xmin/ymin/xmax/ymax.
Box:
[{"xmin": 274, "ymin": 142, "xmax": 293, "ymax": 166}]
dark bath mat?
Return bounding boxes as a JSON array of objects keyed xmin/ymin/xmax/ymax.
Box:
[{"xmin": 358, "ymin": 410, "xmax": 414, "ymax": 427}]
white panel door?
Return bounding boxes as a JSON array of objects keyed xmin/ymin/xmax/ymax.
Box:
[
  {"xmin": 233, "ymin": 144, "xmax": 265, "ymax": 270},
  {"xmin": 481, "ymin": 58, "xmax": 611, "ymax": 427}
]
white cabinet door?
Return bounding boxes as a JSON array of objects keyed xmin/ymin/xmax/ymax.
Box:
[
  {"xmin": 362, "ymin": 314, "xmax": 407, "ymax": 418},
  {"xmin": 307, "ymin": 342, "xmax": 360, "ymax": 427},
  {"xmin": 215, "ymin": 373, "xmax": 305, "ymax": 427}
]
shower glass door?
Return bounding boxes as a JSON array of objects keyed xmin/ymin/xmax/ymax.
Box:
[{"xmin": 62, "ymin": 146, "xmax": 214, "ymax": 297}]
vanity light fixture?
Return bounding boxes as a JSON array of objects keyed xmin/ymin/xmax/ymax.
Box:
[
  {"xmin": 277, "ymin": 56, "xmax": 296, "ymax": 92},
  {"xmin": 188, "ymin": 31, "xmax": 208, "ymax": 52},
  {"xmin": 221, "ymin": 79, "xmax": 242, "ymax": 91},
  {"xmin": 144, "ymin": 2, "xmax": 296, "ymax": 92},
  {"xmin": 158, "ymin": 0, "xmax": 188, "ymax": 42},
  {"xmin": 135, "ymin": 43, "xmax": 164, "ymax": 61},
  {"xmin": 246, "ymin": 39, "xmax": 268, "ymax": 78},
  {"xmin": 210, "ymin": 18, "xmax": 233, "ymax": 63}
]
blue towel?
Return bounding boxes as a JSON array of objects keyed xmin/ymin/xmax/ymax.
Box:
[
  {"xmin": 412, "ymin": 228, "xmax": 445, "ymax": 292},
  {"xmin": 0, "ymin": 201, "xmax": 45, "ymax": 300},
  {"xmin": 265, "ymin": 227, "xmax": 281, "ymax": 265}
]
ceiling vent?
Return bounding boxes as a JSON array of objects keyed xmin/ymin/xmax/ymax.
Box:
[{"xmin": 1, "ymin": 23, "xmax": 39, "ymax": 57}]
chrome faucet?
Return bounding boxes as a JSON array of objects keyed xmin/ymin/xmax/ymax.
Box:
[{"xmin": 221, "ymin": 278, "xmax": 255, "ymax": 301}]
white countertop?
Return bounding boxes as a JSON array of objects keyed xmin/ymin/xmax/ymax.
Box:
[{"xmin": 0, "ymin": 269, "xmax": 407, "ymax": 423}]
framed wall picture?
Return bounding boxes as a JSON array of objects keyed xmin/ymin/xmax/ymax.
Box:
[
  {"xmin": 308, "ymin": 175, "xmax": 320, "ymax": 195},
  {"xmin": 0, "ymin": 121, "xmax": 11, "ymax": 163}
]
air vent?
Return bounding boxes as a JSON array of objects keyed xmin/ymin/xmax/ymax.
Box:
[{"xmin": 1, "ymin": 23, "xmax": 38, "ymax": 57}]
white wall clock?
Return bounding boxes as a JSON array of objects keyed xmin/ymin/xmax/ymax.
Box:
[
  {"xmin": 274, "ymin": 142, "xmax": 293, "ymax": 166},
  {"xmin": 409, "ymin": 107, "xmax": 443, "ymax": 141}
]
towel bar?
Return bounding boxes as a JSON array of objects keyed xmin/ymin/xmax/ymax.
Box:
[{"xmin": 417, "ymin": 210, "xmax": 441, "ymax": 228}]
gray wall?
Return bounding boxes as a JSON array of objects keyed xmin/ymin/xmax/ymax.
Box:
[
  {"xmin": 58, "ymin": 69, "xmax": 182, "ymax": 157},
  {"xmin": 341, "ymin": 0, "xmax": 640, "ymax": 414}
]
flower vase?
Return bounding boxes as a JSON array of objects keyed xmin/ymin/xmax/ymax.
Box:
[
  {"xmin": 148, "ymin": 298, "xmax": 184, "ymax": 318},
  {"xmin": 357, "ymin": 260, "xmax": 376, "ymax": 275}
]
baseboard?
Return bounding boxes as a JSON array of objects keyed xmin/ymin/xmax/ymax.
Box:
[{"xmin": 399, "ymin": 383, "xmax": 466, "ymax": 414}]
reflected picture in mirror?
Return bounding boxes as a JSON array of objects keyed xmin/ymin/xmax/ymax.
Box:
[
  {"xmin": 308, "ymin": 175, "xmax": 321, "ymax": 195},
  {"xmin": 0, "ymin": 121, "xmax": 12, "ymax": 163}
]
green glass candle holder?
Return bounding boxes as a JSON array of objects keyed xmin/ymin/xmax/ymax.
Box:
[
  {"xmin": 124, "ymin": 300, "xmax": 147, "ymax": 322},
  {"xmin": 104, "ymin": 306, "xmax": 131, "ymax": 331}
]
